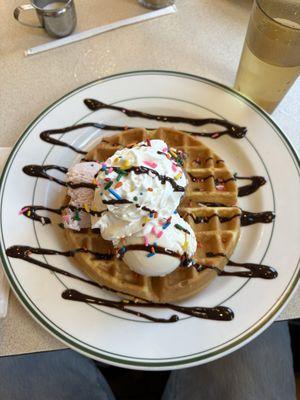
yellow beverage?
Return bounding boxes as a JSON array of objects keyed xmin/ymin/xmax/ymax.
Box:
[
  {"xmin": 235, "ymin": 44, "xmax": 300, "ymax": 112},
  {"xmin": 234, "ymin": 0, "xmax": 300, "ymax": 113}
]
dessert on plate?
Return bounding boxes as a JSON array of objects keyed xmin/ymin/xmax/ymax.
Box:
[{"xmin": 63, "ymin": 127, "xmax": 240, "ymax": 303}]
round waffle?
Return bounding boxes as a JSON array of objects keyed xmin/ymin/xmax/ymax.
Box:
[{"xmin": 65, "ymin": 127, "xmax": 240, "ymax": 303}]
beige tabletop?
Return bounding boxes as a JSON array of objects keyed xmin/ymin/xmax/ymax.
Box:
[{"xmin": 0, "ymin": 0, "xmax": 299, "ymax": 357}]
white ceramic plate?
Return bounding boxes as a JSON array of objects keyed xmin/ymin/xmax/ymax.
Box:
[{"xmin": 0, "ymin": 71, "xmax": 299, "ymax": 370}]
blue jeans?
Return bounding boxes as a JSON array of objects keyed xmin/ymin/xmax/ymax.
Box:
[{"xmin": 0, "ymin": 322, "xmax": 296, "ymax": 400}]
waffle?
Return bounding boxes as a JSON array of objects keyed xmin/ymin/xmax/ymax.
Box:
[{"xmin": 65, "ymin": 127, "xmax": 240, "ymax": 303}]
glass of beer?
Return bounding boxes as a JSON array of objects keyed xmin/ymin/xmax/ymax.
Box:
[{"xmin": 234, "ymin": 0, "xmax": 300, "ymax": 113}]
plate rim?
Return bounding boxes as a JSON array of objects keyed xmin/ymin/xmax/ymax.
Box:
[{"xmin": 0, "ymin": 69, "xmax": 299, "ymax": 369}]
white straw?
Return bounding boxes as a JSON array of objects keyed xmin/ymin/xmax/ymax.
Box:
[{"xmin": 25, "ymin": 5, "xmax": 177, "ymax": 56}]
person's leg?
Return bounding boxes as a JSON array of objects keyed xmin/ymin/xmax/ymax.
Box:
[
  {"xmin": 163, "ymin": 322, "xmax": 296, "ymax": 400},
  {"xmin": 0, "ymin": 349, "xmax": 115, "ymax": 400}
]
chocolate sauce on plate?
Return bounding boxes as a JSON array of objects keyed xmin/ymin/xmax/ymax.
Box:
[
  {"xmin": 6, "ymin": 245, "xmax": 233, "ymax": 322},
  {"xmin": 237, "ymin": 175, "xmax": 266, "ymax": 197},
  {"xmin": 241, "ymin": 210, "xmax": 275, "ymax": 226},
  {"xmin": 23, "ymin": 165, "xmax": 96, "ymax": 189},
  {"xmin": 188, "ymin": 173, "xmax": 266, "ymax": 197},
  {"xmin": 62, "ymin": 289, "xmax": 234, "ymax": 322},
  {"xmin": 40, "ymin": 123, "xmax": 136, "ymax": 154},
  {"xmin": 62, "ymin": 289, "xmax": 179, "ymax": 323},
  {"xmin": 193, "ymin": 254, "xmax": 277, "ymax": 280},
  {"xmin": 6, "ymin": 245, "xmax": 113, "ymax": 285},
  {"xmin": 225, "ymin": 260, "xmax": 278, "ymax": 279},
  {"xmin": 84, "ymin": 99, "xmax": 247, "ymax": 139}
]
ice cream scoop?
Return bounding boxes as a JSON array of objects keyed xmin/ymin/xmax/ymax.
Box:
[
  {"xmin": 67, "ymin": 161, "xmax": 100, "ymax": 207},
  {"xmin": 93, "ymin": 211, "xmax": 197, "ymax": 276},
  {"xmin": 65, "ymin": 139, "xmax": 197, "ymax": 277},
  {"xmin": 62, "ymin": 161, "xmax": 100, "ymax": 231},
  {"xmin": 115, "ymin": 214, "xmax": 197, "ymax": 277}
]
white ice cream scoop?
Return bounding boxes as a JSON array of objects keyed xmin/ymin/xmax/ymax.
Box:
[{"xmin": 98, "ymin": 213, "xmax": 197, "ymax": 277}]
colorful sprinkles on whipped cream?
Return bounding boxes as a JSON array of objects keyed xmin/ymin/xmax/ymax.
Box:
[
  {"xmin": 90, "ymin": 138, "xmax": 196, "ymax": 266},
  {"xmin": 143, "ymin": 160, "xmax": 157, "ymax": 169},
  {"xmin": 108, "ymin": 188, "xmax": 122, "ymax": 200}
]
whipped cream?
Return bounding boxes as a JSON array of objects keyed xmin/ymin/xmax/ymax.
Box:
[
  {"xmin": 94, "ymin": 139, "xmax": 187, "ymax": 222},
  {"xmin": 95, "ymin": 211, "xmax": 196, "ymax": 256}
]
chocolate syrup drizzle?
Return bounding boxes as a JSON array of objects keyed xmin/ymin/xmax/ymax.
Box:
[
  {"xmin": 225, "ymin": 260, "xmax": 278, "ymax": 279},
  {"xmin": 120, "ymin": 165, "xmax": 185, "ymax": 192},
  {"xmin": 6, "ymin": 245, "xmax": 113, "ymax": 284},
  {"xmin": 39, "ymin": 99, "xmax": 247, "ymax": 156},
  {"xmin": 103, "ymin": 165, "xmax": 185, "ymax": 192},
  {"xmin": 23, "ymin": 165, "xmax": 96, "ymax": 189},
  {"xmin": 20, "ymin": 202, "xmax": 275, "ymax": 231},
  {"xmin": 62, "ymin": 289, "xmax": 233, "ymax": 322},
  {"xmin": 199, "ymin": 253, "xmax": 278, "ymax": 279},
  {"xmin": 84, "ymin": 99, "xmax": 247, "ymax": 139},
  {"xmin": 22, "ymin": 164, "xmax": 184, "ymax": 192},
  {"xmin": 118, "ymin": 245, "xmax": 277, "ymax": 280},
  {"xmin": 20, "ymin": 205, "xmax": 105, "ymax": 225},
  {"xmin": 6, "ymin": 245, "xmax": 233, "ymax": 322},
  {"xmin": 187, "ymin": 212, "xmax": 240, "ymax": 225},
  {"xmin": 119, "ymin": 244, "xmax": 180, "ymax": 259},
  {"xmin": 22, "ymin": 164, "xmax": 265, "ymax": 199},
  {"xmin": 188, "ymin": 173, "xmax": 266, "ymax": 197},
  {"xmin": 240, "ymin": 210, "xmax": 275, "ymax": 226},
  {"xmin": 185, "ymin": 210, "xmax": 275, "ymax": 227},
  {"xmin": 6, "ymin": 244, "xmax": 277, "ymax": 286},
  {"xmin": 21, "ymin": 200, "xmax": 275, "ymax": 231},
  {"xmin": 188, "ymin": 172, "xmax": 232, "ymax": 183},
  {"xmin": 237, "ymin": 176, "xmax": 266, "ymax": 197},
  {"xmin": 34, "ymin": 97, "xmax": 248, "ymax": 160},
  {"xmin": 40, "ymin": 123, "xmax": 138, "ymax": 155},
  {"xmin": 61, "ymin": 289, "xmax": 179, "ymax": 323},
  {"xmin": 102, "ymin": 199, "xmax": 132, "ymax": 205},
  {"xmin": 198, "ymin": 201, "xmax": 228, "ymax": 207},
  {"xmin": 103, "ymin": 200, "xmax": 161, "ymax": 219}
]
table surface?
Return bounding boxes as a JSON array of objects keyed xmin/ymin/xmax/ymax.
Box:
[{"xmin": 0, "ymin": 0, "xmax": 299, "ymax": 357}]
